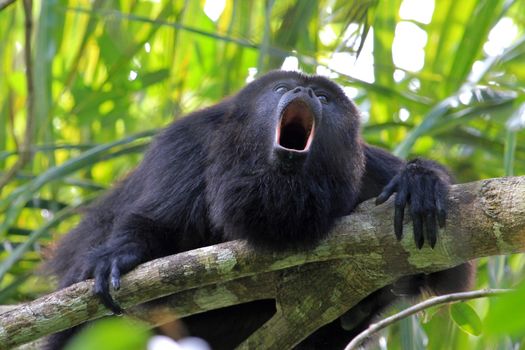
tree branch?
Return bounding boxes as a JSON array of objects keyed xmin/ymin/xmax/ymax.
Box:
[
  {"xmin": 0, "ymin": 176, "xmax": 524, "ymax": 349},
  {"xmin": 344, "ymin": 288, "xmax": 512, "ymax": 350}
]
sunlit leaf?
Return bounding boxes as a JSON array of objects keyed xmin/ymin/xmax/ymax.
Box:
[
  {"xmin": 485, "ymin": 283, "xmax": 525, "ymax": 336},
  {"xmin": 450, "ymin": 302, "xmax": 483, "ymax": 336},
  {"xmin": 64, "ymin": 318, "xmax": 150, "ymax": 350}
]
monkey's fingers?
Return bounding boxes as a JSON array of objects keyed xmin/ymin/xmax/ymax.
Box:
[
  {"xmin": 110, "ymin": 251, "xmax": 142, "ymax": 291},
  {"xmin": 434, "ymin": 181, "xmax": 448, "ymax": 228},
  {"xmin": 412, "ymin": 213, "xmax": 424, "ymax": 249},
  {"xmin": 394, "ymin": 181, "xmax": 408, "ymax": 240},
  {"xmin": 418, "ymin": 176, "xmax": 438, "ymax": 248},
  {"xmin": 408, "ymin": 184, "xmax": 425, "ymax": 249},
  {"xmin": 425, "ymin": 212, "xmax": 437, "ymax": 248},
  {"xmin": 94, "ymin": 262, "xmax": 124, "ymax": 315},
  {"xmin": 110, "ymin": 261, "xmax": 121, "ymax": 291},
  {"xmin": 375, "ymin": 174, "xmax": 400, "ymax": 205}
]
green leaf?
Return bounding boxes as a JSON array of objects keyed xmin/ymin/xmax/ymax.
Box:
[
  {"xmin": 503, "ymin": 130, "xmax": 517, "ymax": 176},
  {"xmin": 485, "ymin": 282, "xmax": 525, "ymax": 336},
  {"xmin": 0, "ymin": 130, "xmax": 157, "ymax": 239},
  {"xmin": 64, "ymin": 318, "xmax": 150, "ymax": 350},
  {"xmin": 140, "ymin": 69, "xmax": 170, "ymax": 87},
  {"xmin": 446, "ymin": 0, "xmax": 505, "ymax": 92},
  {"xmin": 0, "ymin": 199, "xmax": 94, "ymax": 281},
  {"xmin": 450, "ymin": 302, "xmax": 483, "ymax": 336}
]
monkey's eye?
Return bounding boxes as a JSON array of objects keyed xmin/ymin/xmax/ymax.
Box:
[
  {"xmin": 316, "ymin": 93, "xmax": 329, "ymax": 104},
  {"xmin": 274, "ymin": 84, "xmax": 289, "ymax": 93}
]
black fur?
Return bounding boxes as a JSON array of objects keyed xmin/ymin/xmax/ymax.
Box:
[{"xmin": 46, "ymin": 71, "xmax": 474, "ymax": 349}]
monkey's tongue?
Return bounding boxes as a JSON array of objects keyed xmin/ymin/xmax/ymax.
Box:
[{"xmin": 277, "ymin": 100, "xmax": 315, "ymax": 152}]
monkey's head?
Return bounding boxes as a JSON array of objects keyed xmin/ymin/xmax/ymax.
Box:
[
  {"xmin": 227, "ymin": 71, "xmax": 363, "ymax": 172},
  {"xmin": 206, "ymin": 71, "xmax": 365, "ymax": 249}
]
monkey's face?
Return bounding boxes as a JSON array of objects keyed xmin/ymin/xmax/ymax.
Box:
[
  {"xmin": 272, "ymin": 83, "xmax": 322, "ymax": 169},
  {"xmin": 235, "ymin": 71, "xmax": 362, "ymax": 173}
]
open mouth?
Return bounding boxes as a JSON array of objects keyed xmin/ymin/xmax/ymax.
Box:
[{"xmin": 276, "ymin": 100, "xmax": 315, "ymax": 152}]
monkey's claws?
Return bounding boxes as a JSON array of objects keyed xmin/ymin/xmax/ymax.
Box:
[
  {"xmin": 89, "ymin": 244, "xmax": 144, "ymax": 315},
  {"xmin": 376, "ymin": 159, "xmax": 449, "ymax": 249}
]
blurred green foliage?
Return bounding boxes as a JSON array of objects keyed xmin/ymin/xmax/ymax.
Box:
[
  {"xmin": 484, "ymin": 282, "xmax": 525, "ymax": 337},
  {"xmin": 0, "ymin": 0, "xmax": 524, "ymax": 349},
  {"xmin": 64, "ymin": 318, "xmax": 150, "ymax": 350}
]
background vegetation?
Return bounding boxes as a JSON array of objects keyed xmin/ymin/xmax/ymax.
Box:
[{"xmin": 0, "ymin": 0, "xmax": 524, "ymax": 349}]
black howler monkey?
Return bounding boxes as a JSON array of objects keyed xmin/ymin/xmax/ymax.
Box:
[{"xmin": 47, "ymin": 70, "xmax": 474, "ymax": 349}]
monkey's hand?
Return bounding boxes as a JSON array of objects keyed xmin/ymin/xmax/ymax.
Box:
[
  {"xmin": 82, "ymin": 239, "xmax": 145, "ymax": 315},
  {"xmin": 375, "ymin": 158, "xmax": 451, "ymax": 249}
]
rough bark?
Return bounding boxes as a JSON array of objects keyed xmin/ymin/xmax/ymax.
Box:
[{"xmin": 0, "ymin": 176, "xmax": 524, "ymax": 349}]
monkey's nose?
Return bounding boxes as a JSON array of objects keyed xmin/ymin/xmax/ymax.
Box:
[
  {"xmin": 292, "ymin": 87, "xmax": 314, "ymax": 98},
  {"xmin": 307, "ymin": 88, "xmax": 314, "ymax": 98}
]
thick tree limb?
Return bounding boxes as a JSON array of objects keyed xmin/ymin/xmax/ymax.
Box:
[{"xmin": 0, "ymin": 176, "xmax": 524, "ymax": 349}]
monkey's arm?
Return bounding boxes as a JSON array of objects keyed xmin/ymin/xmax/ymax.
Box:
[
  {"xmin": 86, "ymin": 213, "xmax": 167, "ymax": 313},
  {"xmin": 87, "ymin": 119, "xmax": 213, "ymax": 314}
]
